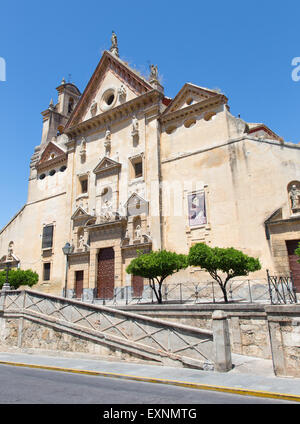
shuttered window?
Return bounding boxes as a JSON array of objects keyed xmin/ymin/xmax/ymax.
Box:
[
  {"xmin": 43, "ymin": 263, "xmax": 51, "ymax": 281},
  {"xmin": 42, "ymin": 225, "xmax": 54, "ymax": 249}
]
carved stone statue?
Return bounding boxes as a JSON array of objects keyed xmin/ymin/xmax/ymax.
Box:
[
  {"xmin": 104, "ymin": 129, "xmax": 111, "ymax": 155},
  {"xmin": 78, "ymin": 234, "xmax": 85, "ymax": 250},
  {"xmin": 290, "ymin": 185, "xmax": 300, "ymax": 211},
  {"xmin": 118, "ymin": 84, "xmax": 126, "ymax": 101},
  {"xmin": 110, "ymin": 31, "xmax": 119, "ymax": 57},
  {"xmin": 80, "ymin": 137, "xmax": 86, "ymax": 160},
  {"xmin": 149, "ymin": 64, "xmax": 158, "ymax": 81},
  {"xmin": 131, "ymin": 114, "xmax": 139, "ymax": 136},
  {"xmin": 101, "ymin": 199, "xmax": 113, "ymax": 222},
  {"xmin": 134, "ymin": 225, "xmax": 142, "ymax": 240},
  {"xmin": 7, "ymin": 243, "xmax": 14, "ymax": 260}
]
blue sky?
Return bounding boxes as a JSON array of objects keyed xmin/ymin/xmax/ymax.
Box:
[{"xmin": 0, "ymin": 0, "xmax": 299, "ymax": 229}]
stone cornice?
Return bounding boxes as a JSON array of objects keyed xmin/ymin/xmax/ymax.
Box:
[
  {"xmin": 160, "ymin": 95, "xmax": 227, "ymax": 125},
  {"xmin": 64, "ymin": 90, "xmax": 162, "ymax": 138}
]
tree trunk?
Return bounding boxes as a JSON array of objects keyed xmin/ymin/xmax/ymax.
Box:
[{"xmin": 220, "ymin": 284, "xmax": 228, "ymax": 303}]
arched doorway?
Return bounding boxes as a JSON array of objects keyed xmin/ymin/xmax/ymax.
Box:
[{"xmin": 97, "ymin": 247, "xmax": 115, "ymax": 299}]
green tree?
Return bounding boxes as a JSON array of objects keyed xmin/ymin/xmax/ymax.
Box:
[
  {"xmin": 0, "ymin": 268, "xmax": 39, "ymax": 290},
  {"xmin": 126, "ymin": 250, "xmax": 188, "ymax": 304},
  {"xmin": 295, "ymin": 242, "xmax": 300, "ymax": 264},
  {"xmin": 188, "ymin": 243, "xmax": 261, "ymax": 303}
]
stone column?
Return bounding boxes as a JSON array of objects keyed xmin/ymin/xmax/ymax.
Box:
[{"xmin": 212, "ymin": 310, "xmax": 232, "ymax": 372}]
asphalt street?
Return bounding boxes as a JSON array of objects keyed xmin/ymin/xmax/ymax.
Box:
[{"xmin": 0, "ymin": 364, "xmax": 295, "ymax": 404}]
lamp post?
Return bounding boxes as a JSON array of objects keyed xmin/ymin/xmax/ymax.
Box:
[
  {"xmin": 2, "ymin": 261, "xmax": 11, "ymax": 291},
  {"xmin": 62, "ymin": 242, "xmax": 72, "ymax": 298}
]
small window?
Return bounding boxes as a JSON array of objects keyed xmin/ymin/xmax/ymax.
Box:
[
  {"xmin": 134, "ymin": 161, "xmax": 143, "ymax": 179},
  {"xmin": 60, "ymin": 166, "xmax": 67, "ymax": 172},
  {"xmin": 43, "ymin": 263, "xmax": 51, "ymax": 281},
  {"xmin": 39, "ymin": 173, "xmax": 46, "ymax": 180},
  {"xmin": 80, "ymin": 178, "xmax": 88, "ymax": 194},
  {"xmin": 49, "ymin": 169, "xmax": 56, "ymax": 176},
  {"xmin": 42, "ymin": 225, "xmax": 54, "ymax": 249}
]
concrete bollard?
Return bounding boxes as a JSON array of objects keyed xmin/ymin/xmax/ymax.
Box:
[{"xmin": 212, "ymin": 310, "xmax": 232, "ymax": 372}]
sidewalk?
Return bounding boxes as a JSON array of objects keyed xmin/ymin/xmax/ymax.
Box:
[{"xmin": 0, "ymin": 346, "xmax": 299, "ymax": 402}]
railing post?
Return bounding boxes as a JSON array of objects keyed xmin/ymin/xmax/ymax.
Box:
[
  {"xmin": 212, "ymin": 310, "xmax": 232, "ymax": 372},
  {"xmin": 248, "ymin": 280, "xmax": 253, "ymax": 303}
]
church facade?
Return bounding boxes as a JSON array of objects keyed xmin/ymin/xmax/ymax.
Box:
[{"xmin": 1, "ymin": 33, "xmax": 300, "ymax": 300}]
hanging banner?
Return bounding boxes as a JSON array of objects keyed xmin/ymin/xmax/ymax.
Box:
[{"xmin": 188, "ymin": 191, "xmax": 207, "ymax": 227}]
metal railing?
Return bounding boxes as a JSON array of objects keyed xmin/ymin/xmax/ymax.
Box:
[
  {"xmin": 267, "ymin": 271, "xmax": 298, "ymax": 304},
  {"xmin": 89, "ymin": 278, "xmax": 273, "ymax": 306}
]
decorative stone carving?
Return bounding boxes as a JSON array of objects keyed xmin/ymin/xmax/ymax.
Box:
[
  {"xmin": 7, "ymin": 242, "xmax": 14, "ymax": 260},
  {"xmin": 90, "ymin": 100, "xmax": 97, "ymax": 117},
  {"xmin": 78, "ymin": 234, "xmax": 85, "ymax": 251},
  {"xmin": 104, "ymin": 129, "xmax": 111, "ymax": 156},
  {"xmin": 118, "ymin": 84, "xmax": 127, "ymax": 102},
  {"xmin": 290, "ymin": 185, "xmax": 300, "ymax": 212},
  {"xmin": 80, "ymin": 137, "xmax": 87, "ymax": 161},
  {"xmin": 131, "ymin": 114, "xmax": 139, "ymax": 137},
  {"xmin": 134, "ymin": 224, "xmax": 142, "ymax": 240},
  {"xmin": 149, "ymin": 64, "xmax": 158, "ymax": 82},
  {"xmin": 110, "ymin": 31, "xmax": 119, "ymax": 57},
  {"xmin": 100, "ymin": 199, "xmax": 113, "ymax": 222}
]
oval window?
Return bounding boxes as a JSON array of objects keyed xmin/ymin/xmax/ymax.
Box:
[
  {"xmin": 49, "ymin": 169, "xmax": 56, "ymax": 176},
  {"xmin": 60, "ymin": 166, "xmax": 67, "ymax": 172},
  {"xmin": 39, "ymin": 173, "xmax": 46, "ymax": 180}
]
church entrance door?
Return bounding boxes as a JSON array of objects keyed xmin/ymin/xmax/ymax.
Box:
[{"xmin": 97, "ymin": 247, "xmax": 115, "ymax": 299}]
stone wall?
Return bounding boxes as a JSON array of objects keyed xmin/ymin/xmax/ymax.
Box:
[{"xmin": 115, "ymin": 304, "xmax": 272, "ymax": 359}]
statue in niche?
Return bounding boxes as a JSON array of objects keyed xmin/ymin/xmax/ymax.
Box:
[
  {"xmin": 7, "ymin": 242, "xmax": 14, "ymax": 260},
  {"xmin": 78, "ymin": 234, "xmax": 85, "ymax": 250},
  {"xmin": 104, "ymin": 128, "xmax": 111, "ymax": 155},
  {"xmin": 131, "ymin": 114, "xmax": 139, "ymax": 137},
  {"xmin": 101, "ymin": 199, "xmax": 113, "ymax": 222},
  {"xmin": 149, "ymin": 64, "xmax": 158, "ymax": 81},
  {"xmin": 80, "ymin": 137, "xmax": 86, "ymax": 161},
  {"xmin": 134, "ymin": 225, "xmax": 142, "ymax": 240},
  {"xmin": 90, "ymin": 100, "xmax": 97, "ymax": 116},
  {"xmin": 290, "ymin": 185, "xmax": 300, "ymax": 211}
]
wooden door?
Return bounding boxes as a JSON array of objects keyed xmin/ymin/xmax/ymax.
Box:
[
  {"xmin": 75, "ymin": 270, "xmax": 84, "ymax": 298},
  {"xmin": 286, "ymin": 240, "xmax": 300, "ymax": 292},
  {"xmin": 132, "ymin": 275, "xmax": 144, "ymax": 298},
  {"xmin": 97, "ymin": 248, "xmax": 115, "ymax": 299}
]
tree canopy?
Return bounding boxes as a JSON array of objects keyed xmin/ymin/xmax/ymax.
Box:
[
  {"xmin": 0, "ymin": 268, "xmax": 39, "ymax": 290},
  {"xmin": 188, "ymin": 243, "xmax": 261, "ymax": 302},
  {"xmin": 126, "ymin": 250, "xmax": 188, "ymax": 303}
]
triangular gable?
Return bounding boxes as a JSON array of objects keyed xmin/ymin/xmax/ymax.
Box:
[
  {"xmin": 125, "ymin": 193, "xmax": 148, "ymax": 216},
  {"xmin": 71, "ymin": 206, "xmax": 93, "ymax": 221},
  {"xmin": 65, "ymin": 51, "xmax": 153, "ymax": 130},
  {"xmin": 93, "ymin": 157, "xmax": 121, "ymax": 175},
  {"xmin": 162, "ymin": 83, "xmax": 222, "ymax": 116},
  {"xmin": 38, "ymin": 141, "xmax": 66, "ymax": 166}
]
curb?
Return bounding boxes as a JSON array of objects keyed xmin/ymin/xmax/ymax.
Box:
[{"xmin": 0, "ymin": 360, "xmax": 299, "ymax": 403}]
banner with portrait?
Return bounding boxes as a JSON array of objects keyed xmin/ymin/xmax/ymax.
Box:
[{"xmin": 188, "ymin": 191, "xmax": 207, "ymax": 227}]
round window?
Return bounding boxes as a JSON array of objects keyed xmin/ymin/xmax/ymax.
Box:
[{"xmin": 100, "ymin": 88, "xmax": 117, "ymax": 112}]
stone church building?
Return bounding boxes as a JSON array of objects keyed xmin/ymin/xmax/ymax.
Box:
[{"xmin": 0, "ymin": 33, "xmax": 300, "ymax": 300}]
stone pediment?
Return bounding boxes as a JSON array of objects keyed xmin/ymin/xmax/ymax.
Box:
[
  {"xmin": 37, "ymin": 141, "xmax": 67, "ymax": 169},
  {"xmin": 64, "ymin": 51, "xmax": 153, "ymax": 130},
  {"xmin": 125, "ymin": 193, "xmax": 148, "ymax": 216},
  {"xmin": 93, "ymin": 157, "xmax": 121, "ymax": 175},
  {"xmin": 71, "ymin": 207, "xmax": 94, "ymax": 221},
  {"xmin": 162, "ymin": 83, "xmax": 223, "ymax": 116}
]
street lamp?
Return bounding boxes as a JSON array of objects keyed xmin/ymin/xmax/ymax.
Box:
[
  {"xmin": 2, "ymin": 261, "xmax": 11, "ymax": 291},
  {"xmin": 62, "ymin": 242, "xmax": 72, "ymax": 298}
]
